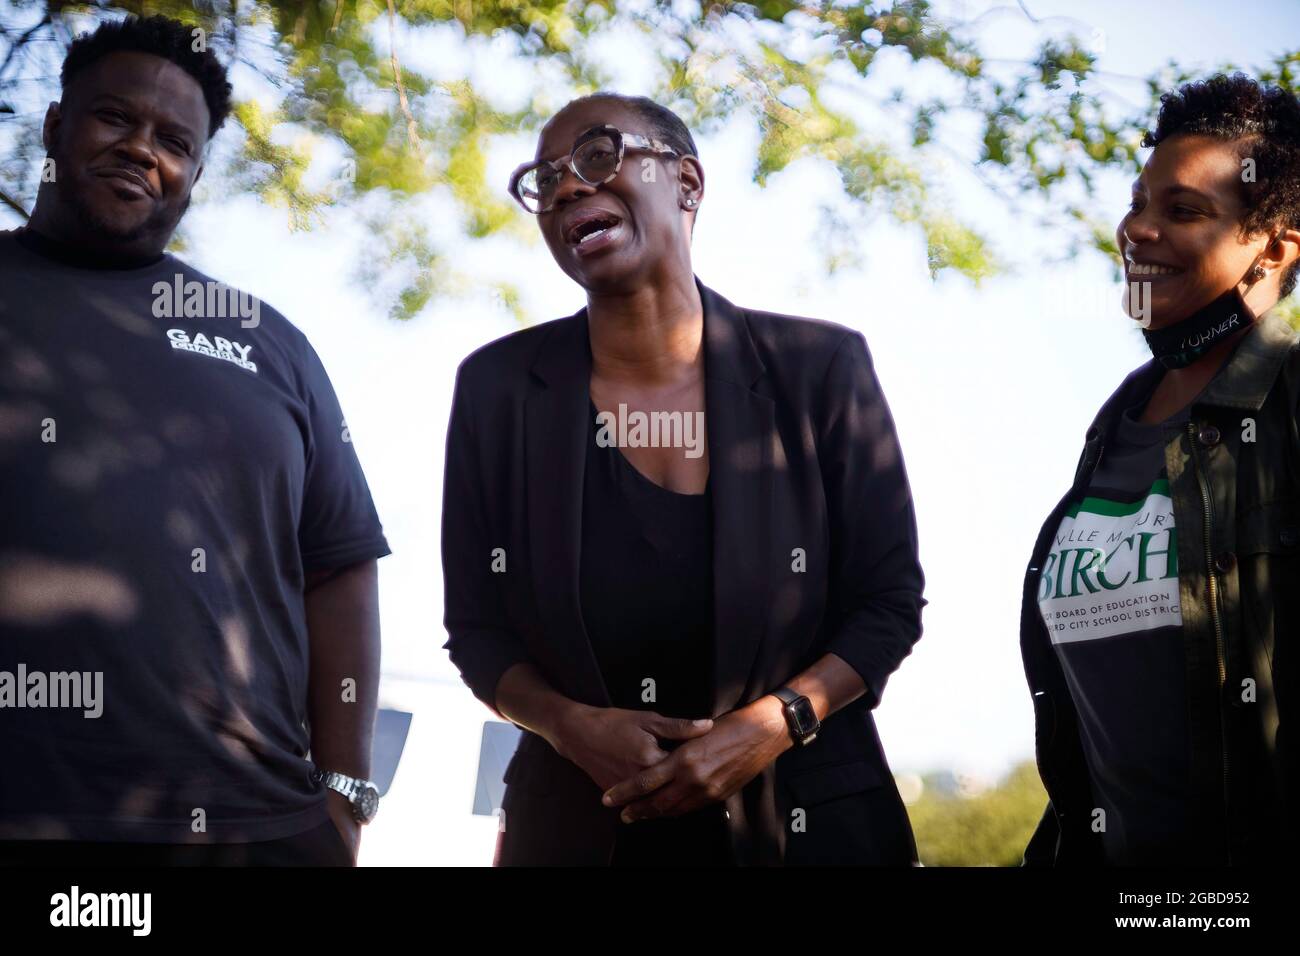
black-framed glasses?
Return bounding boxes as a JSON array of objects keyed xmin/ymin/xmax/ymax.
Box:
[{"xmin": 508, "ymin": 124, "xmax": 681, "ymax": 214}]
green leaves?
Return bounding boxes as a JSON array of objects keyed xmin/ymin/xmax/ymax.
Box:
[
  {"xmin": 908, "ymin": 761, "xmax": 1048, "ymax": 867},
  {"xmin": 1034, "ymin": 37, "xmax": 1095, "ymax": 90},
  {"xmin": 228, "ymin": 100, "xmax": 328, "ymax": 231},
  {"xmin": 0, "ymin": 2, "xmax": 1294, "ymax": 322}
]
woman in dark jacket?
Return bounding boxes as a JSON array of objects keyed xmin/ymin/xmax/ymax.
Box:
[
  {"xmin": 442, "ymin": 92, "xmax": 925, "ymax": 866},
  {"xmin": 1021, "ymin": 73, "xmax": 1300, "ymax": 866}
]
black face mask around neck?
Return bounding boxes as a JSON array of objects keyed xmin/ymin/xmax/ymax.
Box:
[{"xmin": 1140, "ymin": 279, "xmax": 1257, "ymax": 370}]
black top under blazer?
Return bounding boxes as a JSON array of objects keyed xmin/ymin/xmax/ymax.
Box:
[{"xmin": 441, "ymin": 275, "xmax": 926, "ymax": 865}]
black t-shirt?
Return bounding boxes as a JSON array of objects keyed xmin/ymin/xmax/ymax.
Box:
[
  {"xmin": 0, "ymin": 229, "xmax": 390, "ymax": 842},
  {"xmin": 579, "ymin": 399, "xmax": 714, "ymax": 717},
  {"xmin": 1038, "ymin": 396, "xmax": 1195, "ymax": 864},
  {"xmin": 578, "ymin": 400, "xmax": 731, "ymax": 865}
]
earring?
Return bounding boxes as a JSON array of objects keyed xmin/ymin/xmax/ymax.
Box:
[
  {"xmin": 683, "ymin": 197, "xmax": 696, "ymax": 207},
  {"xmin": 1252, "ymin": 264, "xmax": 1267, "ymax": 282}
]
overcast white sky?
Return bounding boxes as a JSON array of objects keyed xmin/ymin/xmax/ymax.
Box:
[{"xmin": 4, "ymin": 0, "xmax": 1296, "ymax": 864}]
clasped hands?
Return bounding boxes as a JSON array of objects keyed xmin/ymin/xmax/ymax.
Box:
[{"xmin": 551, "ymin": 695, "xmax": 793, "ymax": 824}]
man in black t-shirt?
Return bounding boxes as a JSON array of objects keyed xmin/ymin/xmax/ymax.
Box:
[{"xmin": 0, "ymin": 16, "xmax": 389, "ymax": 865}]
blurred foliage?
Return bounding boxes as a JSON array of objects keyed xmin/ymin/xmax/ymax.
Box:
[
  {"xmin": 907, "ymin": 760, "xmax": 1046, "ymax": 867},
  {"xmin": 1274, "ymin": 297, "xmax": 1300, "ymax": 331},
  {"xmin": 1, "ymin": 1, "xmax": 1297, "ymax": 319}
]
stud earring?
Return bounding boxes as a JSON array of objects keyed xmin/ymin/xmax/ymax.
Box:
[
  {"xmin": 1252, "ymin": 264, "xmax": 1267, "ymax": 281},
  {"xmin": 684, "ymin": 198, "xmax": 696, "ymax": 207}
]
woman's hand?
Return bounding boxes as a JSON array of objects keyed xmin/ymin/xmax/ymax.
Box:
[
  {"xmin": 549, "ymin": 703, "xmax": 714, "ymax": 793},
  {"xmin": 600, "ymin": 695, "xmax": 791, "ymax": 821}
]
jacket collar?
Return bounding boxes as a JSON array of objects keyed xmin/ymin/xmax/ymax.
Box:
[
  {"xmin": 524, "ymin": 275, "xmax": 775, "ymax": 716},
  {"xmin": 1086, "ymin": 309, "xmax": 1299, "ymax": 439},
  {"xmin": 1197, "ymin": 309, "xmax": 1298, "ymax": 411},
  {"xmin": 528, "ymin": 275, "xmax": 767, "ymax": 389}
]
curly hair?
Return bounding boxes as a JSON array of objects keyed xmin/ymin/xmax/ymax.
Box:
[
  {"xmin": 1142, "ymin": 72, "xmax": 1300, "ymax": 298},
  {"xmin": 61, "ymin": 14, "xmax": 233, "ymax": 140}
]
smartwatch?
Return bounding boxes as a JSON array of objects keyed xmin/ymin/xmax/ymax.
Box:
[
  {"xmin": 772, "ymin": 686, "xmax": 820, "ymax": 746},
  {"xmin": 312, "ymin": 768, "xmax": 380, "ymax": 824}
]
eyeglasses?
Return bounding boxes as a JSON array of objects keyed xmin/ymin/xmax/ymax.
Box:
[{"xmin": 508, "ymin": 124, "xmax": 681, "ymax": 214}]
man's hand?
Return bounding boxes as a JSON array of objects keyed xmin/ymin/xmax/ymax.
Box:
[
  {"xmin": 601, "ymin": 695, "xmax": 792, "ymax": 822},
  {"xmin": 550, "ymin": 703, "xmax": 714, "ymax": 794},
  {"xmin": 325, "ymin": 789, "xmax": 361, "ymax": 863}
]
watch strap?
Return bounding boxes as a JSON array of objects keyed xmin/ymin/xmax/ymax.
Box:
[
  {"xmin": 772, "ymin": 686, "xmax": 819, "ymax": 746},
  {"xmin": 320, "ymin": 770, "xmax": 363, "ymax": 800},
  {"xmin": 772, "ymin": 686, "xmax": 802, "ymax": 707},
  {"xmin": 314, "ymin": 768, "xmax": 380, "ymax": 823}
]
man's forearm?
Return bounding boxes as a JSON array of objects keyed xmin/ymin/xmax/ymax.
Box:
[{"xmin": 305, "ymin": 559, "xmax": 381, "ymax": 778}]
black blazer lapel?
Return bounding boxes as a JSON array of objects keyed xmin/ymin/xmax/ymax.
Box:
[
  {"xmin": 525, "ymin": 314, "xmax": 612, "ymax": 707},
  {"xmin": 697, "ymin": 276, "xmax": 776, "ymax": 717},
  {"xmin": 524, "ymin": 277, "xmax": 775, "ymax": 718}
]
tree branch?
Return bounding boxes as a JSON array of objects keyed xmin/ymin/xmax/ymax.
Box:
[
  {"xmin": 386, "ymin": 0, "xmax": 422, "ymax": 154},
  {"xmin": 0, "ymin": 185, "xmax": 30, "ymax": 219},
  {"xmin": 0, "ymin": 16, "xmax": 53, "ymax": 83}
]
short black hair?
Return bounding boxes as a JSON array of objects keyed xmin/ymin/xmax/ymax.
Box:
[
  {"xmin": 568, "ymin": 92, "xmax": 698, "ymax": 160},
  {"xmin": 551, "ymin": 93, "xmax": 700, "ymax": 234},
  {"xmin": 1142, "ymin": 72, "xmax": 1300, "ymax": 298},
  {"xmin": 61, "ymin": 14, "xmax": 233, "ymax": 139}
]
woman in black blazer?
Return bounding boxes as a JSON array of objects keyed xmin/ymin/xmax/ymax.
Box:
[{"xmin": 442, "ymin": 92, "xmax": 926, "ymax": 866}]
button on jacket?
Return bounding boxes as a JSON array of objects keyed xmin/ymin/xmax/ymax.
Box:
[
  {"xmin": 441, "ymin": 275, "xmax": 926, "ymax": 865},
  {"xmin": 1021, "ymin": 311, "xmax": 1300, "ymax": 866}
]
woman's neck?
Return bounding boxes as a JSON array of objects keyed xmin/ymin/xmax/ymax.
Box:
[
  {"xmin": 1141, "ymin": 282, "xmax": 1276, "ymax": 423},
  {"xmin": 1140, "ymin": 323, "xmax": 1252, "ymax": 424},
  {"xmin": 587, "ymin": 275, "xmax": 704, "ymax": 387}
]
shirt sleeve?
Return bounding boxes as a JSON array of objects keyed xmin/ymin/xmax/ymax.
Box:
[
  {"xmin": 817, "ymin": 330, "xmax": 926, "ymax": 708},
  {"xmin": 295, "ymin": 338, "xmax": 391, "ymax": 571}
]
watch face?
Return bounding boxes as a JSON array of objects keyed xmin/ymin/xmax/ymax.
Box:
[
  {"xmin": 788, "ymin": 697, "xmax": 819, "ymax": 737},
  {"xmin": 356, "ymin": 786, "xmax": 380, "ymax": 823}
]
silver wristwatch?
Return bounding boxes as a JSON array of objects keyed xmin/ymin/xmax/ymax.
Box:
[{"xmin": 313, "ymin": 768, "xmax": 380, "ymax": 824}]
